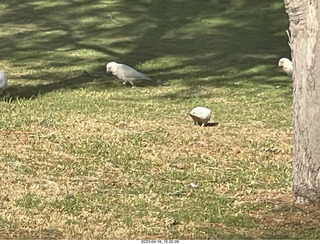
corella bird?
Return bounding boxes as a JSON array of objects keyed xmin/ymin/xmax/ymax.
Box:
[
  {"xmin": 278, "ymin": 58, "xmax": 293, "ymax": 77},
  {"xmin": 0, "ymin": 71, "xmax": 8, "ymax": 94},
  {"xmin": 189, "ymin": 106, "xmax": 212, "ymax": 127},
  {"xmin": 106, "ymin": 61, "xmax": 152, "ymax": 86}
]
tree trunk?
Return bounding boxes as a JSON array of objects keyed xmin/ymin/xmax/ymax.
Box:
[{"xmin": 284, "ymin": 0, "xmax": 320, "ymax": 203}]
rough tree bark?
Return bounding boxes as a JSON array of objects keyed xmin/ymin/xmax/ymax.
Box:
[{"xmin": 284, "ymin": 0, "xmax": 320, "ymax": 203}]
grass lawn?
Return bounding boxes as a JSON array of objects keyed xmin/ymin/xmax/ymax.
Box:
[{"xmin": 0, "ymin": 0, "xmax": 319, "ymax": 240}]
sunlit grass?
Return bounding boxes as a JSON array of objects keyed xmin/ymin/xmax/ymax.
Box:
[{"xmin": 0, "ymin": 0, "xmax": 318, "ymax": 240}]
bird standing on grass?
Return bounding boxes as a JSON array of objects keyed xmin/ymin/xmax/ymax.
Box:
[
  {"xmin": 278, "ymin": 58, "xmax": 293, "ymax": 77},
  {"xmin": 189, "ymin": 106, "xmax": 212, "ymax": 127},
  {"xmin": 0, "ymin": 71, "xmax": 8, "ymax": 94},
  {"xmin": 106, "ymin": 61, "xmax": 152, "ymax": 86}
]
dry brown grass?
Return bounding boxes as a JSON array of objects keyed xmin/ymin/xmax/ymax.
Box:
[{"xmin": 0, "ymin": 112, "xmax": 298, "ymax": 239}]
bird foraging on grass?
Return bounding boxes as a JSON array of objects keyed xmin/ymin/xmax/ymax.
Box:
[
  {"xmin": 106, "ymin": 61, "xmax": 152, "ymax": 86},
  {"xmin": 189, "ymin": 106, "xmax": 212, "ymax": 127},
  {"xmin": 278, "ymin": 58, "xmax": 293, "ymax": 77},
  {"xmin": 0, "ymin": 71, "xmax": 8, "ymax": 94}
]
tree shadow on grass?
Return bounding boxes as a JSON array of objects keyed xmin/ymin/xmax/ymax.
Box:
[
  {"xmin": 0, "ymin": 0, "xmax": 290, "ymax": 100},
  {"xmin": 135, "ymin": 1, "xmax": 291, "ymax": 101}
]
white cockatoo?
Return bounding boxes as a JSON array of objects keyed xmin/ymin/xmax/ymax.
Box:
[
  {"xmin": 0, "ymin": 71, "xmax": 8, "ymax": 94},
  {"xmin": 106, "ymin": 61, "xmax": 152, "ymax": 86},
  {"xmin": 189, "ymin": 106, "xmax": 212, "ymax": 127},
  {"xmin": 278, "ymin": 58, "xmax": 293, "ymax": 77}
]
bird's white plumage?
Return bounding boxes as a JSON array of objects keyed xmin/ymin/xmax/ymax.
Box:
[
  {"xmin": 106, "ymin": 61, "xmax": 152, "ymax": 86},
  {"xmin": 189, "ymin": 106, "xmax": 212, "ymax": 126},
  {"xmin": 278, "ymin": 58, "xmax": 293, "ymax": 77},
  {"xmin": 0, "ymin": 71, "xmax": 8, "ymax": 94}
]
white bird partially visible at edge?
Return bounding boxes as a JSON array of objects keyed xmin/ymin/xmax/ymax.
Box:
[
  {"xmin": 189, "ymin": 106, "xmax": 212, "ymax": 127},
  {"xmin": 278, "ymin": 58, "xmax": 293, "ymax": 77},
  {"xmin": 106, "ymin": 61, "xmax": 152, "ymax": 86},
  {"xmin": 0, "ymin": 71, "xmax": 8, "ymax": 94}
]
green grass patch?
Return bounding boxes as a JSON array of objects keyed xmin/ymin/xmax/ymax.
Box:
[{"xmin": 1, "ymin": 0, "xmax": 320, "ymax": 240}]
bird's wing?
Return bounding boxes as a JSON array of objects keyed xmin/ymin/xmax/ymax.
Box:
[
  {"xmin": 120, "ymin": 64, "xmax": 151, "ymax": 81},
  {"xmin": 190, "ymin": 107, "xmax": 211, "ymax": 120},
  {"xmin": 0, "ymin": 73, "xmax": 7, "ymax": 89}
]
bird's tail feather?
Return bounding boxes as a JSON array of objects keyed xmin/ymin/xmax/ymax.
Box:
[{"xmin": 142, "ymin": 74, "xmax": 152, "ymax": 81}]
